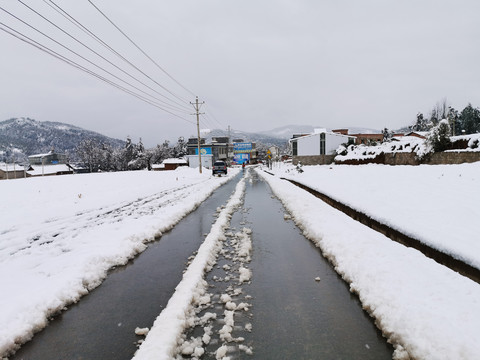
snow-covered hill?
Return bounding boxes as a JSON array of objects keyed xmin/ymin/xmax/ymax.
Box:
[
  {"xmin": 0, "ymin": 117, "xmax": 125, "ymax": 161},
  {"xmin": 258, "ymin": 124, "xmax": 381, "ymax": 139}
]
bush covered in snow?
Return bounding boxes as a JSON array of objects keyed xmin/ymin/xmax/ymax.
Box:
[
  {"xmin": 428, "ymin": 120, "xmax": 451, "ymax": 152},
  {"xmin": 335, "ymin": 136, "xmax": 429, "ymax": 163}
]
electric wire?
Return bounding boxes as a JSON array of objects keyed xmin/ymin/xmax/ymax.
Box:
[
  {"xmin": 202, "ymin": 111, "xmax": 224, "ymax": 128},
  {"xmin": 87, "ymin": 0, "xmax": 196, "ymax": 100},
  {"xmin": 1, "ymin": 7, "xmax": 189, "ymax": 115},
  {"xmin": 16, "ymin": 0, "xmax": 192, "ymax": 113},
  {"xmin": 0, "ymin": 21, "xmax": 195, "ymax": 124},
  {"xmin": 43, "ymin": 0, "xmax": 192, "ymax": 112},
  {"xmin": 199, "ymin": 114, "xmax": 215, "ymax": 129}
]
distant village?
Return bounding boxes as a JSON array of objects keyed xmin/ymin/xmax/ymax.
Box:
[
  {"xmin": 0, "ymin": 135, "xmax": 261, "ymax": 180},
  {"xmin": 1, "ymin": 122, "xmax": 479, "ymax": 180}
]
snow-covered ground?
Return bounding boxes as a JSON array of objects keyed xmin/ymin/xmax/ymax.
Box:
[
  {"xmin": 257, "ymin": 166, "xmax": 480, "ymax": 360},
  {"xmin": 0, "ymin": 167, "xmax": 239, "ymax": 357},
  {"xmin": 268, "ymin": 162, "xmax": 480, "ymax": 270}
]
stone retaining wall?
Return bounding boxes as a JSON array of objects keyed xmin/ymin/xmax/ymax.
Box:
[
  {"xmin": 292, "ymin": 155, "xmax": 335, "ymax": 165},
  {"xmin": 333, "ymin": 151, "xmax": 480, "ymax": 166}
]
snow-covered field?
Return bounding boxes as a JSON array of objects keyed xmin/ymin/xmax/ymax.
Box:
[
  {"xmin": 268, "ymin": 162, "xmax": 480, "ymax": 270},
  {"xmin": 0, "ymin": 167, "xmax": 239, "ymax": 357},
  {"xmin": 259, "ymin": 164, "xmax": 480, "ymax": 359}
]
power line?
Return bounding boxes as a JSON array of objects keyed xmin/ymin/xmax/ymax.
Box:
[
  {"xmin": 202, "ymin": 112, "xmax": 224, "ymax": 128},
  {"xmin": 0, "ymin": 21, "xmax": 195, "ymax": 124},
  {"xmin": 43, "ymin": 0, "xmax": 192, "ymax": 111},
  {"xmin": 87, "ymin": 0, "xmax": 197, "ymax": 99},
  {"xmin": 15, "ymin": 0, "xmax": 192, "ymax": 112},
  {"xmin": 1, "ymin": 6, "xmax": 188, "ymax": 115}
]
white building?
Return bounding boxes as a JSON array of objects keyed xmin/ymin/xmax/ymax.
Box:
[
  {"xmin": 186, "ymin": 154, "xmax": 213, "ymax": 169},
  {"xmin": 290, "ymin": 129, "xmax": 355, "ymax": 165}
]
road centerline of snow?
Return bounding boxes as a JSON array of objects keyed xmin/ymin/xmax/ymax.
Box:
[{"xmin": 132, "ymin": 173, "xmax": 247, "ymax": 360}]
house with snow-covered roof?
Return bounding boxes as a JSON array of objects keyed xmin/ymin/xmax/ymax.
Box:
[
  {"xmin": 27, "ymin": 164, "xmax": 75, "ymax": 177},
  {"xmin": 152, "ymin": 158, "xmax": 188, "ymax": 171},
  {"xmin": 28, "ymin": 150, "xmax": 67, "ymax": 166},
  {"xmin": 0, "ymin": 163, "xmax": 30, "ymax": 180}
]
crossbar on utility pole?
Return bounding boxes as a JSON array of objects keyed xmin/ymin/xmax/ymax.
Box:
[{"xmin": 190, "ymin": 97, "xmax": 205, "ymax": 173}]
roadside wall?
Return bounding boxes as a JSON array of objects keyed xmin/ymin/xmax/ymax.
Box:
[
  {"xmin": 335, "ymin": 151, "xmax": 480, "ymax": 166},
  {"xmin": 293, "ymin": 155, "xmax": 335, "ymax": 165},
  {"xmin": 428, "ymin": 151, "xmax": 480, "ymax": 165}
]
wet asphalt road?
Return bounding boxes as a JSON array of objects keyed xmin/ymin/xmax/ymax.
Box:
[
  {"xmin": 243, "ymin": 170, "xmax": 392, "ymax": 359},
  {"xmin": 11, "ymin": 169, "xmax": 392, "ymax": 359}
]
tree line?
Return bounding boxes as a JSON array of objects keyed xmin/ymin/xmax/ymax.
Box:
[
  {"xmin": 75, "ymin": 136, "xmax": 187, "ymax": 172},
  {"xmin": 409, "ymin": 99, "xmax": 480, "ymax": 135}
]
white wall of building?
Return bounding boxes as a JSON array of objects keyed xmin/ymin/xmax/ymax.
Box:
[
  {"xmin": 326, "ymin": 133, "xmax": 350, "ymax": 154},
  {"xmin": 186, "ymin": 155, "xmax": 213, "ymax": 169},
  {"xmin": 297, "ymin": 134, "xmax": 320, "ymax": 156},
  {"xmin": 295, "ymin": 132, "xmax": 353, "ymax": 156}
]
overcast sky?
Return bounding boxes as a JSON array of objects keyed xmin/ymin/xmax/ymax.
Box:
[{"xmin": 1, "ymin": 0, "xmax": 479, "ymax": 147}]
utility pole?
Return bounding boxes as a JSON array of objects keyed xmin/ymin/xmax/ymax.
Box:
[{"xmin": 191, "ymin": 97, "xmax": 205, "ymax": 174}]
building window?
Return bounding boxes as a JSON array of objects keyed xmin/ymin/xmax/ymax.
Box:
[
  {"xmin": 292, "ymin": 141, "xmax": 297, "ymax": 156},
  {"xmin": 320, "ymin": 133, "xmax": 326, "ymax": 155}
]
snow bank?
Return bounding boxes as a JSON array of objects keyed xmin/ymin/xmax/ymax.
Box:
[
  {"xmin": 132, "ymin": 174, "xmax": 246, "ymax": 360},
  {"xmin": 269, "ymin": 162, "xmax": 480, "ymax": 270},
  {"xmin": 257, "ymin": 168, "xmax": 480, "ymax": 359},
  {"xmin": 0, "ymin": 168, "xmax": 240, "ymax": 357}
]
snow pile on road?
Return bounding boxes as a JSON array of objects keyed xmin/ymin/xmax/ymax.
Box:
[
  {"xmin": 269, "ymin": 162, "xmax": 480, "ymax": 270},
  {"xmin": 257, "ymin": 168, "xmax": 480, "ymax": 359},
  {"xmin": 132, "ymin": 175, "xmax": 247, "ymax": 360},
  {"xmin": 0, "ymin": 167, "xmax": 239, "ymax": 358}
]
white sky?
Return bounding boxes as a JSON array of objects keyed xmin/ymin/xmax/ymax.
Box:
[{"xmin": 1, "ymin": 0, "xmax": 479, "ymax": 147}]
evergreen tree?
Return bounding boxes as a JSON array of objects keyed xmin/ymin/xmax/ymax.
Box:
[
  {"xmin": 172, "ymin": 137, "xmax": 187, "ymax": 158},
  {"xmin": 382, "ymin": 128, "xmax": 393, "ymax": 142},
  {"xmin": 459, "ymin": 103, "xmax": 480, "ymax": 135},
  {"xmin": 428, "ymin": 120, "xmax": 451, "ymax": 152},
  {"xmin": 447, "ymin": 106, "xmax": 460, "ymax": 136},
  {"xmin": 410, "ymin": 112, "xmax": 431, "ymax": 131}
]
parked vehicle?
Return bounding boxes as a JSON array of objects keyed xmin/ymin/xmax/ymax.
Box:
[{"xmin": 212, "ymin": 161, "xmax": 227, "ymax": 176}]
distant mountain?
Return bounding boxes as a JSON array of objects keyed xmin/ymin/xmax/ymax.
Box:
[
  {"xmin": 258, "ymin": 125, "xmax": 318, "ymax": 139},
  {"xmin": 258, "ymin": 125, "xmax": 382, "ymax": 139},
  {"xmin": 0, "ymin": 117, "xmax": 125, "ymax": 162}
]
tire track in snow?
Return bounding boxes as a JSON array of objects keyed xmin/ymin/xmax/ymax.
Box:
[{"xmin": 2, "ymin": 180, "xmax": 210, "ymax": 260}]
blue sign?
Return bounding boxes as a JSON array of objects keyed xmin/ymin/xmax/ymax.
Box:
[
  {"xmin": 234, "ymin": 153, "xmax": 250, "ymax": 164},
  {"xmin": 194, "ymin": 147, "xmax": 212, "ymax": 155},
  {"xmin": 233, "ymin": 143, "xmax": 252, "ymax": 152}
]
